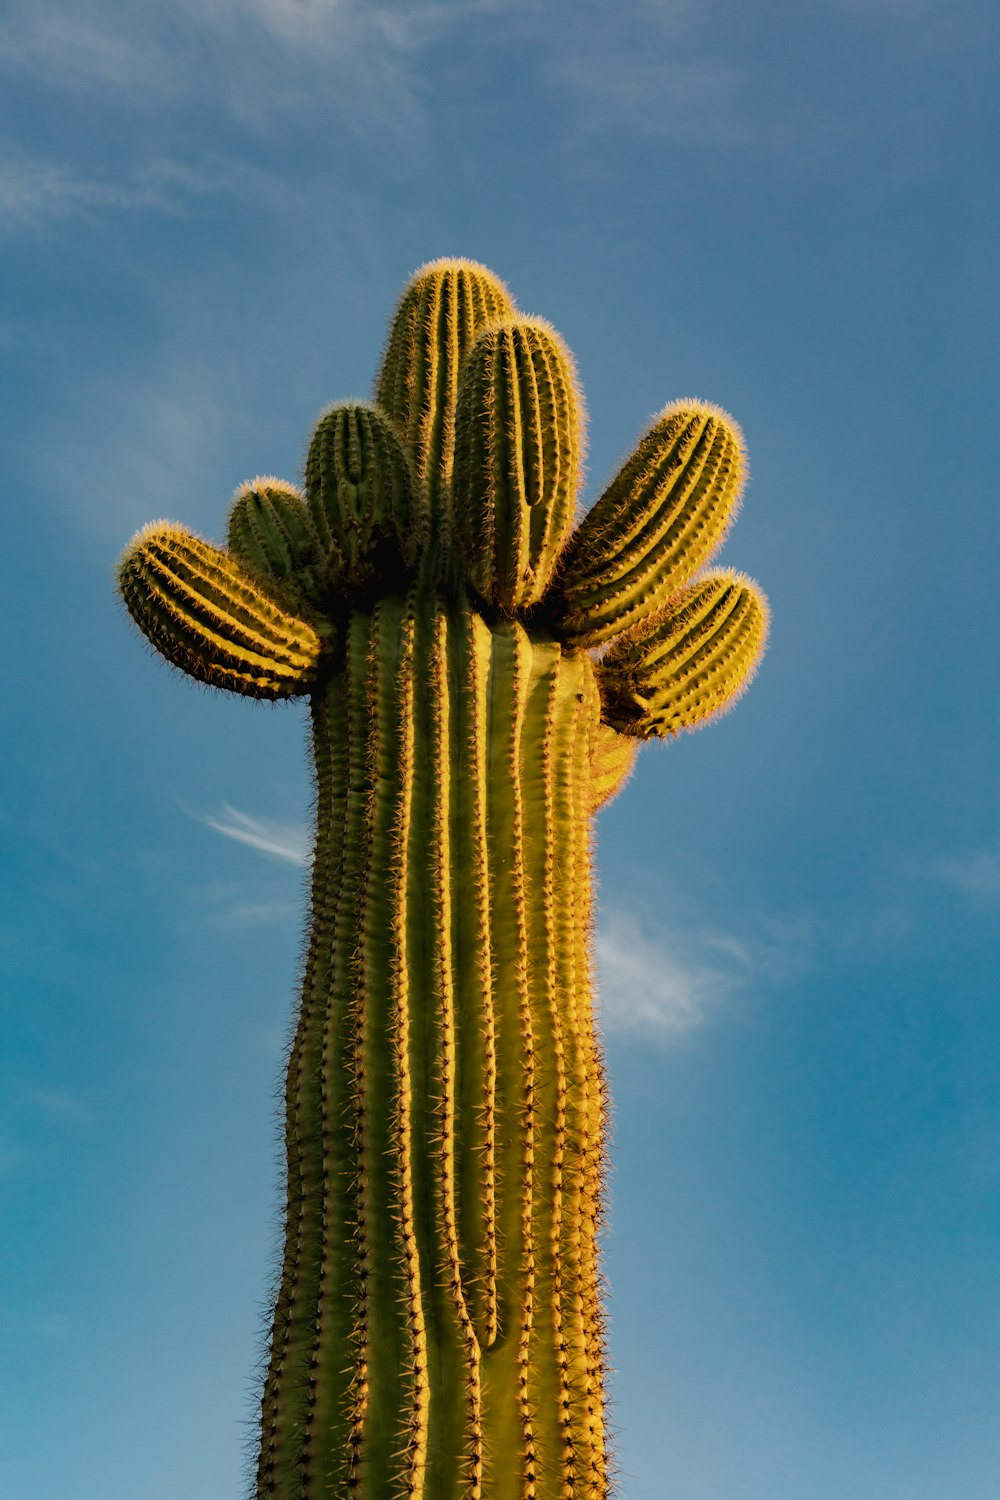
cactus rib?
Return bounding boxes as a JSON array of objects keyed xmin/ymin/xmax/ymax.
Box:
[{"xmin": 375, "ymin": 259, "xmax": 515, "ymax": 550}]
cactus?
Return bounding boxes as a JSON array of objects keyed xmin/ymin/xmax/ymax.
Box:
[{"xmin": 118, "ymin": 258, "xmax": 768, "ymax": 1500}]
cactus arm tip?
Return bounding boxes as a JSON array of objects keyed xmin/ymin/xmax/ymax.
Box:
[
  {"xmin": 373, "ymin": 260, "xmax": 517, "ymax": 558},
  {"xmin": 304, "ymin": 401, "xmax": 424, "ymax": 594},
  {"xmin": 598, "ymin": 567, "xmax": 769, "ymax": 739},
  {"xmin": 452, "ymin": 316, "xmax": 585, "ymax": 613},
  {"xmin": 547, "ymin": 397, "xmax": 748, "ymax": 647},
  {"xmin": 118, "ymin": 520, "xmax": 325, "ymax": 699}
]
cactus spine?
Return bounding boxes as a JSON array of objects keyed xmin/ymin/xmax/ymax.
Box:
[{"xmin": 118, "ymin": 259, "xmax": 769, "ymax": 1499}]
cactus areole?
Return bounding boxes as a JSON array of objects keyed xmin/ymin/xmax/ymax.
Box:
[{"xmin": 118, "ymin": 260, "xmax": 768, "ymax": 1500}]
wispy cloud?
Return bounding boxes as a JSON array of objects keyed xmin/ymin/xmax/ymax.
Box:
[
  {"xmin": 32, "ymin": 346, "xmax": 236, "ymax": 540},
  {"xmin": 0, "ymin": 4, "xmax": 176, "ymax": 95},
  {"xmin": 0, "ymin": 154, "xmax": 254, "ymax": 231},
  {"xmin": 930, "ymin": 848, "xmax": 1000, "ymax": 903},
  {"xmin": 25, "ymin": 1088, "xmax": 87, "ymax": 1121},
  {"xmin": 201, "ymin": 891, "xmax": 303, "ymax": 928},
  {"xmin": 191, "ymin": 803, "xmax": 310, "ymax": 864},
  {"xmin": 595, "ymin": 908, "xmax": 745, "ymax": 1041},
  {"xmin": 0, "ymin": 0, "xmax": 518, "ymax": 122},
  {"xmin": 3, "ymin": 0, "xmax": 974, "ymax": 197},
  {"xmin": 546, "ymin": 0, "xmax": 750, "ymax": 149}
]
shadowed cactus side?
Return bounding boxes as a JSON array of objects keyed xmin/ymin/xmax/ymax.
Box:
[{"xmin": 118, "ymin": 257, "xmax": 769, "ymax": 1500}]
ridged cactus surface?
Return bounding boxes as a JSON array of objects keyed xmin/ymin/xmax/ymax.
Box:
[{"xmin": 118, "ymin": 259, "xmax": 769, "ymax": 1500}]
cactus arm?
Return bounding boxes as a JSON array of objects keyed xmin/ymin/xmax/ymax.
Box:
[
  {"xmin": 226, "ymin": 477, "xmax": 326, "ymax": 607},
  {"xmin": 599, "ymin": 569, "xmax": 769, "ymax": 738},
  {"xmin": 452, "ymin": 319, "xmax": 582, "ymax": 613},
  {"xmin": 305, "ymin": 404, "xmax": 426, "ymax": 593},
  {"xmin": 550, "ymin": 400, "xmax": 745, "ymax": 647},
  {"xmin": 374, "ymin": 260, "xmax": 516, "ymax": 551},
  {"xmin": 118, "ymin": 522, "xmax": 324, "ymax": 698}
]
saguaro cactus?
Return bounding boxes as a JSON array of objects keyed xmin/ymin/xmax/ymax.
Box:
[{"xmin": 118, "ymin": 259, "xmax": 768, "ymax": 1500}]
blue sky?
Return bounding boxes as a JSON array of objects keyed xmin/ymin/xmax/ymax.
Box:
[{"xmin": 2, "ymin": 1, "xmax": 999, "ymax": 1496}]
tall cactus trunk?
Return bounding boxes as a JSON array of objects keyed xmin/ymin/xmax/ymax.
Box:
[
  {"xmin": 118, "ymin": 258, "xmax": 768, "ymax": 1500},
  {"xmin": 258, "ymin": 585, "xmax": 609, "ymax": 1500}
]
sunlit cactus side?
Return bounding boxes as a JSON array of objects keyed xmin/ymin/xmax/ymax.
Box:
[
  {"xmin": 599, "ymin": 569, "xmax": 769, "ymax": 739},
  {"xmin": 553, "ymin": 399, "xmax": 746, "ymax": 647},
  {"xmin": 375, "ymin": 258, "xmax": 515, "ymax": 555},
  {"xmin": 452, "ymin": 318, "xmax": 582, "ymax": 611},
  {"xmin": 118, "ymin": 521, "xmax": 325, "ymax": 697},
  {"xmin": 117, "ymin": 257, "xmax": 769, "ymax": 1500}
]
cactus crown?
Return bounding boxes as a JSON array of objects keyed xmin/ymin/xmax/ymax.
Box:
[{"xmin": 119, "ymin": 257, "xmax": 768, "ymax": 735}]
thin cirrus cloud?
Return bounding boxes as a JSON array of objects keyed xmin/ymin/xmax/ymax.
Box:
[
  {"xmin": 595, "ymin": 907, "xmax": 743, "ymax": 1040},
  {"xmin": 2, "ymin": 0, "xmax": 977, "ymax": 114},
  {"xmin": 932, "ymin": 848, "xmax": 1000, "ymax": 902},
  {"xmin": 1, "ymin": 0, "xmax": 742, "ymax": 147},
  {"xmin": 0, "ymin": 5, "xmax": 174, "ymax": 93},
  {"xmin": 2, "ymin": 0, "xmax": 965, "ymax": 203},
  {"xmin": 192, "ymin": 803, "xmax": 311, "ymax": 865},
  {"xmin": 0, "ymin": 155, "xmax": 249, "ymax": 230},
  {"xmin": 0, "ymin": 0, "xmax": 513, "ymax": 95}
]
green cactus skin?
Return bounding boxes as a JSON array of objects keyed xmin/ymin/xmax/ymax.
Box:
[
  {"xmin": 375, "ymin": 259, "xmax": 515, "ymax": 554},
  {"xmin": 452, "ymin": 319, "xmax": 582, "ymax": 613},
  {"xmin": 553, "ymin": 400, "xmax": 746, "ymax": 647},
  {"xmin": 305, "ymin": 403, "xmax": 425, "ymax": 594},
  {"xmin": 599, "ymin": 569, "xmax": 769, "ymax": 740},
  {"xmin": 227, "ymin": 478, "xmax": 328, "ymax": 608},
  {"xmin": 117, "ymin": 259, "xmax": 769, "ymax": 1500}
]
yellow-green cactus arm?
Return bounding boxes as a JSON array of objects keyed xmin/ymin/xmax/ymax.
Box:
[
  {"xmin": 374, "ymin": 258, "xmax": 515, "ymax": 545},
  {"xmin": 452, "ymin": 317, "xmax": 583, "ymax": 613},
  {"xmin": 599, "ymin": 568, "xmax": 768, "ymax": 738},
  {"xmin": 305, "ymin": 402, "xmax": 425, "ymax": 593},
  {"xmin": 226, "ymin": 477, "xmax": 327, "ymax": 609},
  {"xmin": 118, "ymin": 522, "xmax": 325, "ymax": 699},
  {"xmin": 551, "ymin": 400, "xmax": 745, "ymax": 647}
]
